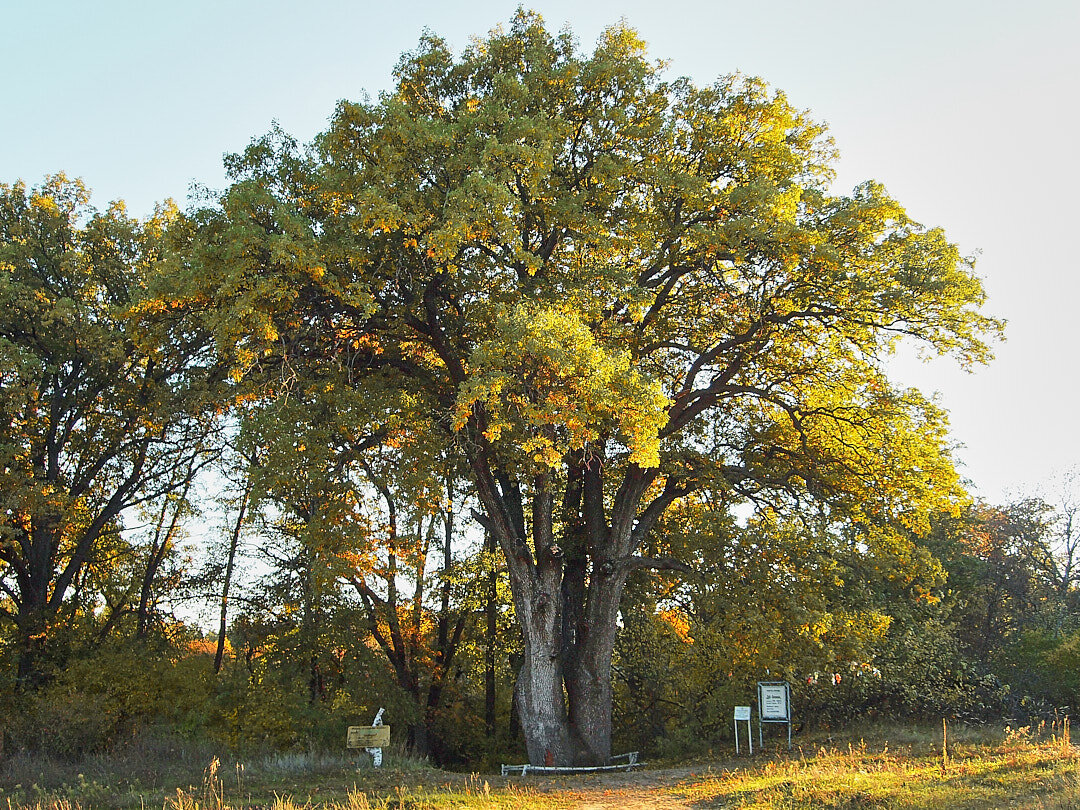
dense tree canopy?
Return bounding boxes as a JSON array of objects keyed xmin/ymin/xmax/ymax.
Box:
[
  {"xmin": 174, "ymin": 12, "xmax": 1001, "ymax": 766},
  {"xmin": 1, "ymin": 12, "xmax": 1039, "ymax": 771},
  {"xmin": 0, "ymin": 175, "xmax": 220, "ymax": 686}
]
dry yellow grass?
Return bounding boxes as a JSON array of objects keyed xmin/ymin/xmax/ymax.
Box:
[{"xmin": 2, "ymin": 723, "xmax": 1078, "ymax": 809}]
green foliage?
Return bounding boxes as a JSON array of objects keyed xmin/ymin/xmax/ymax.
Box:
[
  {"xmin": 0, "ymin": 174, "xmax": 221, "ymax": 684},
  {"xmin": 998, "ymin": 629, "xmax": 1080, "ymax": 713},
  {"xmin": 455, "ymin": 303, "xmax": 669, "ymax": 468},
  {"xmin": 5, "ymin": 641, "xmax": 215, "ymax": 757},
  {"xmin": 1, "ymin": 11, "xmax": 1031, "ymax": 769},
  {"xmin": 177, "ymin": 11, "xmax": 1002, "ymax": 765},
  {"xmin": 919, "ymin": 501, "xmax": 1080, "ymax": 717},
  {"xmin": 800, "ymin": 619, "xmax": 1008, "ymax": 725},
  {"xmin": 205, "ymin": 664, "xmax": 307, "ymax": 753},
  {"xmin": 190, "ymin": 10, "xmax": 1001, "ymax": 522},
  {"xmin": 613, "ymin": 505, "xmax": 1017, "ymax": 756}
]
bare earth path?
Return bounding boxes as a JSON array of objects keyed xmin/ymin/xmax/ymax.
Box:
[{"xmin": 508, "ymin": 765, "xmax": 717, "ymax": 809}]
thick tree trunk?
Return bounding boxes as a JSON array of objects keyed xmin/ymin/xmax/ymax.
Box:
[
  {"xmin": 514, "ymin": 566, "xmax": 626, "ymax": 766},
  {"xmin": 564, "ymin": 573, "xmax": 625, "ymax": 765},
  {"xmin": 566, "ymin": 645, "xmax": 614, "ymax": 765},
  {"xmin": 560, "ymin": 455, "xmax": 636, "ymax": 765},
  {"xmin": 14, "ymin": 523, "xmax": 58, "ymax": 690},
  {"xmin": 473, "ymin": 462, "xmax": 574, "ymax": 764},
  {"xmin": 468, "ymin": 443, "xmax": 658, "ymax": 766},
  {"xmin": 515, "ymin": 626, "xmax": 573, "ymax": 766},
  {"xmin": 15, "ymin": 603, "xmax": 49, "ymax": 690}
]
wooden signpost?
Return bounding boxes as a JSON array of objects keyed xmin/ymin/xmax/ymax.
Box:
[
  {"xmin": 347, "ymin": 708, "xmax": 389, "ymax": 767},
  {"xmin": 347, "ymin": 725, "xmax": 391, "ymax": 748}
]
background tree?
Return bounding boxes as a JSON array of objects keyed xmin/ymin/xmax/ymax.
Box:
[
  {"xmin": 224, "ymin": 370, "xmax": 486, "ymax": 761},
  {"xmin": 1027, "ymin": 473, "xmax": 1080, "ymax": 631},
  {"xmin": 342, "ymin": 453, "xmax": 472, "ymax": 762},
  {"xmin": 211, "ymin": 441, "xmax": 254, "ymax": 674},
  {"xmin": 612, "ymin": 487, "xmax": 960, "ymax": 752},
  {"xmin": 0, "ymin": 175, "xmax": 221, "ymax": 688},
  {"xmin": 921, "ymin": 497, "xmax": 1080, "ymax": 715}
]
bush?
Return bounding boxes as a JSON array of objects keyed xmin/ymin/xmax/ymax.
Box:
[
  {"xmin": 998, "ymin": 629, "xmax": 1080, "ymax": 716},
  {"xmin": 6, "ymin": 642, "xmax": 217, "ymax": 757}
]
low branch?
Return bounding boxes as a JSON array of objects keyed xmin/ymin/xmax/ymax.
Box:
[{"xmin": 471, "ymin": 508, "xmax": 495, "ymax": 534}]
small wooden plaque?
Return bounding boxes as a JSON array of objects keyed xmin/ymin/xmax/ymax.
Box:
[{"xmin": 347, "ymin": 725, "xmax": 391, "ymax": 748}]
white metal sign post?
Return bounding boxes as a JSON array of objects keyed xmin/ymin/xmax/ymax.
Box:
[
  {"xmin": 756, "ymin": 681, "xmax": 792, "ymax": 750},
  {"xmin": 734, "ymin": 705, "xmax": 752, "ymax": 754}
]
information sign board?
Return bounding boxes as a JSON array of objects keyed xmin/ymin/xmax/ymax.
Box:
[
  {"xmin": 347, "ymin": 725, "xmax": 391, "ymax": 748},
  {"xmin": 756, "ymin": 681, "xmax": 793, "ymax": 750},
  {"xmin": 759, "ymin": 683, "xmax": 789, "ymax": 720},
  {"xmin": 733, "ymin": 705, "xmax": 752, "ymax": 754}
]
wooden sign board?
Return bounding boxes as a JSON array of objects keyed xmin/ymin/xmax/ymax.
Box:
[{"xmin": 347, "ymin": 725, "xmax": 391, "ymax": 748}]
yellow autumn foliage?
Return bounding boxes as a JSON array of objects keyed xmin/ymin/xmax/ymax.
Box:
[{"xmin": 454, "ymin": 304, "xmax": 669, "ymax": 468}]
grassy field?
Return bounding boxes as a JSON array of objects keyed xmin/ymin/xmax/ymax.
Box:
[{"xmin": 1, "ymin": 721, "xmax": 1077, "ymax": 808}]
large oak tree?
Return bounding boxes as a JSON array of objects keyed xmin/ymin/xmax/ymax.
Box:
[{"xmin": 188, "ymin": 13, "xmax": 1000, "ymax": 765}]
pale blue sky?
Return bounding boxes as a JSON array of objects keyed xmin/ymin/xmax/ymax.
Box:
[{"xmin": 4, "ymin": 0, "xmax": 1078, "ymax": 503}]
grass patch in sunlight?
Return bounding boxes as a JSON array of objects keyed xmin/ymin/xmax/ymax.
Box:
[
  {"xmin": 0, "ymin": 722, "xmax": 1077, "ymax": 809},
  {"xmin": 677, "ymin": 723, "xmax": 1079, "ymax": 809}
]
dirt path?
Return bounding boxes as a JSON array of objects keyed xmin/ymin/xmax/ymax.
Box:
[
  {"xmin": 567, "ymin": 792, "xmax": 690, "ymax": 809},
  {"xmin": 510, "ymin": 765, "xmax": 721, "ymax": 808}
]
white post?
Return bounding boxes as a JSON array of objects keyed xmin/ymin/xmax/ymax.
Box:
[{"xmin": 366, "ymin": 707, "xmax": 385, "ymax": 768}]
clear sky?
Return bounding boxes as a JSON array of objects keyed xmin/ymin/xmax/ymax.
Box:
[{"xmin": 4, "ymin": 0, "xmax": 1078, "ymax": 503}]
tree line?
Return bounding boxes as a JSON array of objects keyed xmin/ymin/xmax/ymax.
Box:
[{"xmin": 1, "ymin": 11, "xmax": 1076, "ymax": 768}]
